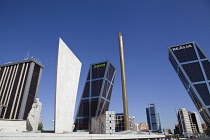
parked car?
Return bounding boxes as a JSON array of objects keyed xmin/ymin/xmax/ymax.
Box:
[{"xmin": 190, "ymin": 135, "xmax": 196, "ymax": 138}]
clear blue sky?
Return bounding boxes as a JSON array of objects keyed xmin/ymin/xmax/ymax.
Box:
[{"xmin": 1, "ymin": 0, "xmax": 210, "ymax": 131}]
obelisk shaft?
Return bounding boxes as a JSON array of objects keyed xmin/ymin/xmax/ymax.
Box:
[{"xmin": 118, "ymin": 32, "xmax": 129, "ymax": 130}]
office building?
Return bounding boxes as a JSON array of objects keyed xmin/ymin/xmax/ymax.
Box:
[
  {"xmin": 177, "ymin": 108, "xmax": 203, "ymax": 135},
  {"xmin": 177, "ymin": 108, "xmax": 193, "ymax": 135},
  {"xmin": 74, "ymin": 61, "xmax": 116, "ymax": 131},
  {"xmin": 115, "ymin": 113, "xmax": 124, "ymax": 132},
  {"xmin": 169, "ymin": 42, "xmax": 210, "ymax": 127},
  {"xmin": 138, "ymin": 123, "xmax": 149, "ymax": 131},
  {"xmin": 146, "ymin": 104, "xmax": 162, "ymax": 132},
  {"xmin": 202, "ymin": 123, "xmax": 207, "ymax": 131},
  {"xmin": 0, "ymin": 58, "xmax": 43, "ymax": 120},
  {"xmin": 189, "ymin": 111, "xmax": 203, "ymax": 133},
  {"xmin": 55, "ymin": 38, "xmax": 82, "ymax": 133},
  {"xmin": 133, "ymin": 123, "xmax": 140, "ymax": 132},
  {"xmin": 156, "ymin": 113, "xmax": 162, "ymax": 132},
  {"xmin": 115, "ymin": 113, "xmax": 135, "ymax": 132}
]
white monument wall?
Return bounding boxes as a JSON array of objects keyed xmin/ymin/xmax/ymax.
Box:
[
  {"xmin": 55, "ymin": 38, "xmax": 82, "ymax": 133},
  {"xmin": 0, "ymin": 120, "xmax": 26, "ymax": 132},
  {"xmin": 91, "ymin": 111, "xmax": 115, "ymax": 134}
]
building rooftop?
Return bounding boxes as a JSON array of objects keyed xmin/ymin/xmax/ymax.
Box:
[{"xmin": 0, "ymin": 58, "xmax": 44, "ymax": 68}]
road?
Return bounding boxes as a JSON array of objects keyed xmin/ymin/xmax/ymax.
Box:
[{"xmin": 184, "ymin": 137, "xmax": 210, "ymax": 140}]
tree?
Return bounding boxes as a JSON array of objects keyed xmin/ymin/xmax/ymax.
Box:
[
  {"xmin": 38, "ymin": 122, "xmax": 43, "ymax": 131},
  {"xmin": 204, "ymin": 128, "xmax": 210, "ymax": 135},
  {"xmin": 168, "ymin": 129, "xmax": 173, "ymax": 134}
]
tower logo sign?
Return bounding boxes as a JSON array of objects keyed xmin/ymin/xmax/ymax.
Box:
[
  {"xmin": 94, "ymin": 63, "xmax": 106, "ymax": 68},
  {"xmin": 172, "ymin": 44, "xmax": 193, "ymax": 51}
]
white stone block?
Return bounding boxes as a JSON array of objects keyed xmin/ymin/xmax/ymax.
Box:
[
  {"xmin": 0, "ymin": 120, "xmax": 26, "ymax": 132},
  {"xmin": 55, "ymin": 38, "xmax": 82, "ymax": 133}
]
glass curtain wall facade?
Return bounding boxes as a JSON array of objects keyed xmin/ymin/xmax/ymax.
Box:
[
  {"xmin": 74, "ymin": 61, "xmax": 116, "ymax": 131},
  {"xmin": 146, "ymin": 104, "xmax": 162, "ymax": 132},
  {"xmin": 156, "ymin": 113, "xmax": 162, "ymax": 133},
  {"xmin": 169, "ymin": 42, "xmax": 210, "ymax": 127},
  {"xmin": 115, "ymin": 113, "xmax": 125, "ymax": 132},
  {"xmin": 0, "ymin": 59, "xmax": 43, "ymax": 120}
]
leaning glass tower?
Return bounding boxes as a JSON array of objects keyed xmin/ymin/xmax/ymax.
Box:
[
  {"xmin": 74, "ymin": 61, "xmax": 116, "ymax": 131},
  {"xmin": 146, "ymin": 103, "xmax": 162, "ymax": 132},
  {"xmin": 169, "ymin": 42, "xmax": 210, "ymax": 127}
]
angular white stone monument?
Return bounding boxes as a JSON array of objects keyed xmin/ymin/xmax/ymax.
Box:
[
  {"xmin": 26, "ymin": 98, "xmax": 42, "ymax": 131},
  {"xmin": 55, "ymin": 38, "xmax": 82, "ymax": 133}
]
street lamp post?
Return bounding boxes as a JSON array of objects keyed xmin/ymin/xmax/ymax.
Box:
[{"xmin": 118, "ymin": 32, "xmax": 129, "ymax": 130}]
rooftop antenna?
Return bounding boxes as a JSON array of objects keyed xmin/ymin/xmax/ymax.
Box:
[{"xmin": 24, "ymin": 50, "xmax": 30, "ymax": 60}]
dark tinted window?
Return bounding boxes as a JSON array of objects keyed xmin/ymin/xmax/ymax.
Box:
[
  {"xmin": 188, "ymin": 87, "xmax": 203, "ymax": 111},
  {"xmin": 24, "ymin": 64, "xmax": 40, "ymax": 119},
  {"xmin": 97, "ymin": 98, "xmax": 105, "ymax": 116},
  {"xmin": 104, "ymin": 101, "xmax": 110, "ymax": 112},
  {"xmin": 146, "ymin": 108, "xmax": 151, "ymax": 129},
  {"xmin": 102, "ymin": 80, "xmax": 107, "ymax": 98},
  {"xmin": 196, "ymin": 45, "xmax": 206, "ymax": 59},
  {"xmin": 149, "ymin": 107, "xmax": 155, "ymax": 115},
  {"xmin": 82, "ymin": 82, "xmax": 90, "ymax": 98},
  {"xmin": 78, "ymin": 99, "xmax": 89, "ymax": 117},
  {"xmin": 91, "ymin": 80, "xmax": 103, "ymax": 97},
  {"xmin": 102, "ymin": 80, "xmax": 110, "ymax": 98},
  {"xmin": 169, "ymin": 51, "xmax": 178, "ymax": 71},
  {"xmin": 106, "ymin": 63, "xmax": 115, "ymax": 81},
  {"xmin": 202, "ymin": 60, "xmax": 210, "ymax": 80},
  {"xmin": 182, "ymin": 62, "xmax": 204, "ymax": 82},
  {"xmin": 200, "ymin": 109, "xmax": 210, "ymax": 126},
  {"xmin": 0, "ymin": 67, "xmax": 5, "ymax": 79},
  {"xmin": 111, "ymin": 74, "xmax": 116, "ymax": 84},
  {"xmin": 91, "ymin": 62, "xmax": 107, "ymax": 79},
  {"xmin": 107, "ymin": 85, "xmax": 113, "ymax": 101},
  {"xmin": 91, "ymin": 98, "xmax": 99, "ymax": 117},
  {"xmin": 74, "ymin": 119, "xmax": 79, "ymax": 130},
  {"xmin": 171, "ymin": 43, "xmax": 197, "ymax": 63},
  {"xmin": 194, "ymin": 83, "xmax": 210, "ymax": 106},
  {"xmin": 76, "ymin": 118, "xmax": 89, "ymax": 130},
  {"xmin": 178, "ymin": 68, "xmax": 189, "ymax": 88},
  {"xmin": 87, "ymin": 70, "xmax": 90, "ymax": 80}
]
